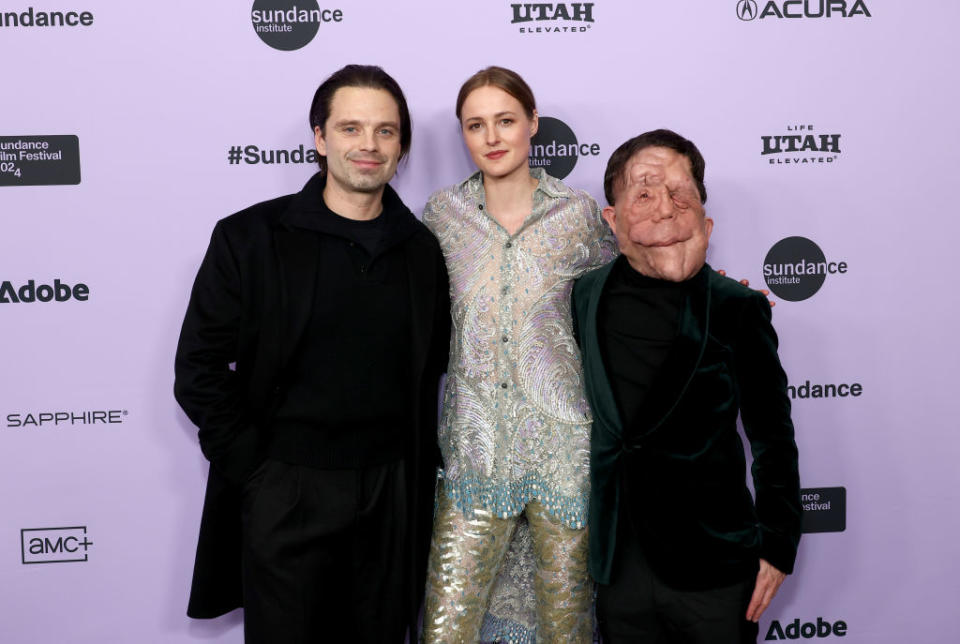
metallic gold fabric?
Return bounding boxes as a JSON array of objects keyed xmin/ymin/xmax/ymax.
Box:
[
  {"xmin": 526, "ymin": 502, "xmax": 592, "ymax": 641},
  {"xmin": 423, "ymin": 483, "xmax": 592, "ymax": 643}
]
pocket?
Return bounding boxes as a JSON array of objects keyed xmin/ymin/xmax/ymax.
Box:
[{"xmin": 241, "ymin": 458, "xmax": 272, "ymax": 518}]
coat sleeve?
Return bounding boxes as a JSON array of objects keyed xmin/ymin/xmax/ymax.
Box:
[
  {"xmin": 174, "ymin": 221, "xmax": 263, "ymax": 486},
  {"xmin": 735, "ymin": 291, "xmax": 802, "ymax": 574}
]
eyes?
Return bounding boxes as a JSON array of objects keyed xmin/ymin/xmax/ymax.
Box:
[
  {"xmin": 634, "ymin": 188, "xmax": 694, "ymax": 209},
  {"xmin": 466, "ymin": 118, "xmax": 515, "ymax": 131},
  {"xmin": 339, "ymin": 125, "xmax": 397, "ymax": 137}
]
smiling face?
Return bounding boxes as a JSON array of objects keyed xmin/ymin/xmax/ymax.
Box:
[
  {"xmin": 314, "ymin": 86, "xmax": 402, "ymax": 196},
  {"xmin": 602, "ymin": 146, "xmax": 713, "ymax": 281},
  {"xmin": 459, "ymin": 85, "xmax": 538, "ymax": 181}
]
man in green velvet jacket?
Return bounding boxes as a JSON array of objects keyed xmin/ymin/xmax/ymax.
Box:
[{"xmin": 572, "ymin": 130, "xmax": 801, "ymax": 644}]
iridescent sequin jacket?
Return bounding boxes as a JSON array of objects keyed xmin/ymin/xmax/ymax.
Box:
[{"xmin": 423, "ymin": 168, "xmax": 618, "ymax": 528}]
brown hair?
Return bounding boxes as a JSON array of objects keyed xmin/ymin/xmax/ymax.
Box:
[
  {"xmin": 603, "ymin": 129, "xmax": 707, "ymax": 206},
  {"xmin": 455, "ymin": 66, "xmax": 537, "ymax": 122}
]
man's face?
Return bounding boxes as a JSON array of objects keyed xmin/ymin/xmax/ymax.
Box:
[
  {"xmin": 602, "ymin": 146, "xmax": 713, "ymax": 281},
  {"xmin": 314, "ymin": 86, "xmax": 402, "ymax": 195}
]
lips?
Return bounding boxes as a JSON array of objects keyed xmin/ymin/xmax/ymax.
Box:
[
  {"xmin": 351, "ymin": 159, "xmax": 382, "ymax": 168},
  {"xmin": 485, "ymin": 150, "xmax": 507, "ymax": 160}
]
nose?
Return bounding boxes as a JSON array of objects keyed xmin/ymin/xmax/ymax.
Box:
[
  {"xmin": 485, "ymin": 123, "xmax": 499, "ymax": 146},
  {"xmin": 360, "ymin": 128, "xmax": 378, "ymax": 151},
  {"xmin": 651, "ymin": 187, "xmax": 675, "ymax": 221}
]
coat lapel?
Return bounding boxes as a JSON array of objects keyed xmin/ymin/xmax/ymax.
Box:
[
  {"xmin": 405, "ymin": 235, "xmax": 436, "ymax": 379},
  {"xmin": 272, "ymin": 226, "xmax": 320, "ymax": 373},
  {"xmin": 630, "ymin": 265, "xmax": 711, "ymax": 439},
  {"xmin": 582, "ymin": 262, "xmax": 624, "ymax": 439}
]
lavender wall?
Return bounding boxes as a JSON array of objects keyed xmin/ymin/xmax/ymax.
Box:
[{"xmin": 2, "ymin": 1, "xmax": 958, "ymax": 642}]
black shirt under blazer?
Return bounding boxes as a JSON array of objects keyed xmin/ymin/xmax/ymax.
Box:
[
  {"xmin": 174, "ymin": 172, "xmax": 450, "ymax": 624},
  {"xmin": 572, "ymin": 262, "xmax": 801, "ymax": 589}
]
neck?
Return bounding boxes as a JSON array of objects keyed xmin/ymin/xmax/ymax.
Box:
[
  {"xmin": 482, "ymin": 167, "xmax": 538, "ymax": 232},
  {"xmin": 322, "ymin": 176, "xmax": 385, "ymax": 221}
]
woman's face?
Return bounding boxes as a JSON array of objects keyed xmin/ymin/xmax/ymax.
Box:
[{"xmin": 459, "ymin": 85, "xmax": 538, "ymax": 180}]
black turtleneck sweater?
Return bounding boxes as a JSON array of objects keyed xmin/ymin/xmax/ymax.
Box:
[
  {"xmin": 598, "ymin": 255, "xmax": 690, "ymax": 432},
  {"xmin": 269, "ymin": 184, "xmax": 415, "ymax": 468}
]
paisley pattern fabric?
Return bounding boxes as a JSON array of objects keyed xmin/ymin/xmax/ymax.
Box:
[
  {"xmin": 422, "ymin": 168, "xmax": 618, "ymax": 529},
  {"xmin": 422, "ymin": 169, "xmax": 616, "ymax": 641}
]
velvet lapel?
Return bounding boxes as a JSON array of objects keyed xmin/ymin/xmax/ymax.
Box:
[
  {"xmin": 404, "ymin": 235, "xmax": 436, "ymax": 380},
  {"xmin": 583, "ymin": 262, "xmax": 624, "ymax": 440},
  {"xmin": 629, "ymin": 265, "xmax": 711, "ymax": 439}
]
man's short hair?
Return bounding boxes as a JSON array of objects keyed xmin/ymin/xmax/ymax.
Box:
[
  {"xmin": 603, "ymin": 129, "xmax": 707, "ymax": 206},
  {"xmin": 308, "ymin": 65, "xmax": 412, "ymax": 175}
]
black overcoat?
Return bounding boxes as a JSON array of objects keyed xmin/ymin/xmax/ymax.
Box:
[{"xmin": 173, "ymin": 173, "xmax": 450, "ymax": 626}]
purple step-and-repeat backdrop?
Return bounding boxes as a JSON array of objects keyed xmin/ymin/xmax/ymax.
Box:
[{"xmin": 2, "ymin": 1, "xmax": 958, "ymax": 642}]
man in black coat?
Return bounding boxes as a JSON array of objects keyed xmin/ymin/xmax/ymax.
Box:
[
  {"xmin": 572, "ymin": 130, "xmax": 801, "ymax": 643},
  {"xmin": 174, "ymin": 65, "xmax": 450, "ymax": 643}
]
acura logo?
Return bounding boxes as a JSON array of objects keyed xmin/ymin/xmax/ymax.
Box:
[{"xmin": 737, "ymin": 0, "xmax": 758, "ymax": 20}]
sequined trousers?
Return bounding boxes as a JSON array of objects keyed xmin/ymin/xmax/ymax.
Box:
[{"xmin": 423, "ymin": 481, "xmax": 592, "ymax": 643}]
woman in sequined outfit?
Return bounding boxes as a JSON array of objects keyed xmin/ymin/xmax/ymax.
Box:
[{"xmin": 421, "ymin": 67, "xmax": 618, "ymax": 643}]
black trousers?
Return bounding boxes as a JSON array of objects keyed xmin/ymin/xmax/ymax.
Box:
[
  {"xmin": 597, "ymin": 531, "xmax": 759, "ymax": 644},
  {"xmin": 240, "ymin": 459, "xmax": 409, "ymax": 644}
]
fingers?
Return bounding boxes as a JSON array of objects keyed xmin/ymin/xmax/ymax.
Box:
[
  {"xmin": 714, "ymin": 270, "xmax": 776, "ymax": 306},
  {"xmin": 745, "ymin": 579, "xmax": 767, "ymax": 622},
  {"xmin": 745, "ymin": 576, "xmax": 774, "ymax": 622},
  {"xmin": 745, "ymin": 562, "xmax": 786, "ymax": 622}
]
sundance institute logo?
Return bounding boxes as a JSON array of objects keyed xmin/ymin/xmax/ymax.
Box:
[
  {"xmin": 250, "ymin": 0, "xmax": 343, "ymax": 50},
  {"xmin": 738, "ymin": 0, "xmax": 870, "ymax": 20},
  {"xmin": 528, "ymin": 117, "xmax": 600, "ymax": 179},
  {"xmin": 763, "ymin": 237, "xmax": 848, "ymax": 302}
]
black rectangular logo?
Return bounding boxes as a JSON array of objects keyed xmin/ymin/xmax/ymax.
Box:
[
  {"xmin": 800, "ymin": 486, "xmax": 846, "ymax": 533},
  {"xmin": 0, "ymin": 135, "xmax": 81, "ymax": 186},
  {"xmin": 21, "ymin": 526, "xmax": 93, "ymax": 564}
]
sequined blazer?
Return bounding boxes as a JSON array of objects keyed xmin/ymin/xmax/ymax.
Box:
[{"xmin": 423, "ymin": 168, "xmax": 618, "ymax": 528}]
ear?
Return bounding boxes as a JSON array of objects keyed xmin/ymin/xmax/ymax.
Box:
[
  {"xmin": 528, "ymin": 110, "xmax": 539, "ymax": 138},
  {"xmin": 601, "ymin": 205, "xmax": 618, "ymax": 232},
  {"xmin": 703, "ymin": 216, "xmax": 714, "ymax": 240},
  {"xmin": 314, "ymin": 125, "xmax": 327, "ymax": 156}
]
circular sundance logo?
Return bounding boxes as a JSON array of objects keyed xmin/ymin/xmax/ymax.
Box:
[
  {"xmin": 763, "ymin": 236, "xmax": 847, "ymax": 301},
  {"xmin": 251, "ymin": 0, "xmax": 343, "ymax": 51},
  {"xmin": 528, "ymin": 116, "xmax": 600, "ymax": 180}
]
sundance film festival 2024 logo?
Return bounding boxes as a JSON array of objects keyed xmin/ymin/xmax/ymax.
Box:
[
  {"xmin": 0, "ymin": 136, "xmax": 81, "ymax": 187},
  {"xmin": 800, "ymin": 487, "xmax": 846, "ymax": 533},
  {"xmin": 510, "ymin": 3, "xmax": 595, "ymax": 34},
  {"xmin": 251, "ymin": 0, "xmax": 343, "ymax": 50},
  {"xmin": 737, "ymin": 0, "xmax": 870, "ymax": 20},
  {"xmin": 762, "ymin": 125, "xmax": 841, "ymax": 166},
  {"xmin": 763, "ymin": 237, "xmax": 847, "ymax": 301},
  {"xmin": 528, "ymin": 117, "xmax": 600, "ymax": 179}
]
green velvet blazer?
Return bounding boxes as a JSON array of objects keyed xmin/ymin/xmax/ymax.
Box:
[{"xmin": 572, "ymin": 262, "xmax": 801, "ymax": 589}]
